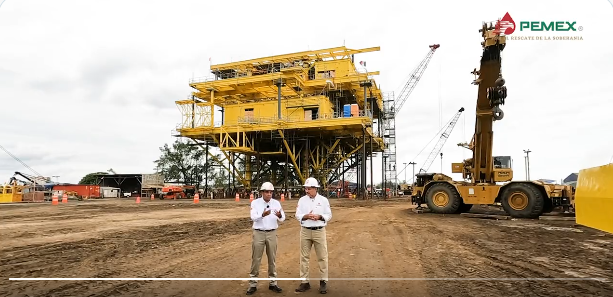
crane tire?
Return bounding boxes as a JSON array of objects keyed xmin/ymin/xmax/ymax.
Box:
[
  {"xmin": 425, "ymin": 183, "xmax": 462, "ymax": 214},
  {"xmin": 500, "ymin": 183, "xmax": 545, "ymax": 219}
]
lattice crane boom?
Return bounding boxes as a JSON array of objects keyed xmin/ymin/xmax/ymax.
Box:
[
  {"xmin": 418, "ymin": 107, "xmax": 465, "ymax": 173},
  {"xmin": 393, "ymin": 44, "xmax": 440, "ymax": 114},
  {"xmin": 0, "ymin": 144, "xmax": 44, "ymax": 178},
  {"xmin": 13, "ymin": 171, "xmax": 50, "ymax": 185}
]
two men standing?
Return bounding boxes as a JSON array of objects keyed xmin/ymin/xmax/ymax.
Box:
[{"xmin": 247, "ymin": 177, "xmax": 332, "ymax": 295}]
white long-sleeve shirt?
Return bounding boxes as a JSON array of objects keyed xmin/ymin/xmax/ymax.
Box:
[
  {"xmin": 295, "ymin": 193, "xmax": 332, "ymax": 227},
  {"xmin": 250, "ymin": 197, "xmax": 285, "ymax": 230}
]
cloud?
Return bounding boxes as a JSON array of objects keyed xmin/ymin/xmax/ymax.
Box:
[{"xmin": 26, "ymin": 48, "xmax": 171, "ymax": 106}]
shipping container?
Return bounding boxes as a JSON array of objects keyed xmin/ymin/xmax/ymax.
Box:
[{"xmin": 52, "ymin": 184, "xmax": 101, "ymax": 198}]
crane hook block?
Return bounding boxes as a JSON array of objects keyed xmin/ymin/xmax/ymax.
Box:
[{"xmin": 493, "ymin": 106, "xmax": 504, "ymax": 121}]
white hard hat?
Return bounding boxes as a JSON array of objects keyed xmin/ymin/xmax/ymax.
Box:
[
  {"xmin": 303, "ymin": 177, "xmax": 320, "ymax": 188},
  {"xmin": 260, "ymin": 182, "xmax": 274, "ymax": 191}
]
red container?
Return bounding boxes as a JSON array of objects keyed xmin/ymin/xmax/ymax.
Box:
[{"xmin": 52, "ymin": 184, "xmax": 101, "ymax": 198}]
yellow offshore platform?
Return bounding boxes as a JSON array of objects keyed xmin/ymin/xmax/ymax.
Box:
[{"xmin": 175, "ymin": 46, "xmax": 386, "ymax": 193}]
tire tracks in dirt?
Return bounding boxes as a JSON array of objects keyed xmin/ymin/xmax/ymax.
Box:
[
  {"xmin": 0, "ymin": 217, "xmax": 253, "ymax": 297},
  {"xmin": 409, "ymin": 213, "xmax": 613, "ymax": 297}
]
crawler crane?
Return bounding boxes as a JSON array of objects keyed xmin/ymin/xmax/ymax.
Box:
[{"xmin": 410, "ymin": 20, "xmax": 574, "ymax": 218}]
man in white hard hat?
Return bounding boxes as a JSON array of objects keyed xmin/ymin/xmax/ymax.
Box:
[
  {"xmin": 294, "ymin": 177, "xmax": 332, "ymax": 294},
  {"xmin": 246, "ymin": 181, "xmax": 285, "ymax": 295}
]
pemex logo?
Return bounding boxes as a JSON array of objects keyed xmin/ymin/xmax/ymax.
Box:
[
  {"xmin": 495, "ymin": 12, "xmax": 516, "ymax": 35},
  {"xmin": 494, "ymin": 12, "xmax": 583, "ymax": 41}
]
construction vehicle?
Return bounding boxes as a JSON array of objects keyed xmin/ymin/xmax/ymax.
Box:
[
  {"xmin": 399, "ymin": 183, "xmax": 412, "ymax": 195},
  {"xmin": 160, "ymin": 185, "xmax": 196, "ymax": 200},
  {"xmin": 410, "ymin": 20, "xmax": 574, "ymax": 219}
]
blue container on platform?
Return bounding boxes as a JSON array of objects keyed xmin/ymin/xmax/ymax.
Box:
[{"xmin": 343, "ymin": 104, "xmax": 351, "ymax": 117}]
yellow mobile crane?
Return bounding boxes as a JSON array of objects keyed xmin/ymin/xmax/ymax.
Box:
[{"xmin": 410, "ymin": 20, "xmax": 574, "ymax": 218}]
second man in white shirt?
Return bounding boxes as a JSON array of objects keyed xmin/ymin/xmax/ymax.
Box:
[{"xmin": 294, "ymin": 177, "xmax": 332, "ymax": 294}]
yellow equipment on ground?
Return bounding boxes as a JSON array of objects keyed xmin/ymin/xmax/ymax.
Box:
[
  {"xmin": 575, "ymin": 163, "xmax": 613, "ymax": 234},
  {"xmin": 410, "ymin": 19, "xmax": 574, "ymax": 219},
  {"xmin": 0, "ymin": 183, "xmax": 24, "ymax": 203}
]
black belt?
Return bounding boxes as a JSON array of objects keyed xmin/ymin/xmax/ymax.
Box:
[
  {"xmin": 302, "ymin": 226, "xmax": 324, "ymax": 230},
  {"xmin": 255, "ymin": 229, "xmax": 276, "ymax": 232}
]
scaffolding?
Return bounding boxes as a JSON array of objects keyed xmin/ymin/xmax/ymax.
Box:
[
  {"xmin": 382, "ymin": 92, "xmax": 397, "ymax": 195},
  {"xmin": 175, "ymin": 46, "xmax": 386, "ymax": 198}
]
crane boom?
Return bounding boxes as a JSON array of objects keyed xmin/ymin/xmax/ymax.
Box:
[
  {"xmin": 13, "ymin": 171, "xmax": 50, "ymax": 185},
  {"xmin": 467, "ymin": 22, "xmax": 508, "ymax": 183},
  {"xmin": 393, "ymin": 44, "xmax": 440, "ymax": 114},
  {"xmin": 0, "ymin": 144, "xmax": 44, "ymax": 177},
  {"xmin": 418, "ymin": 107, "xmax": 465, "ymax": 173}
]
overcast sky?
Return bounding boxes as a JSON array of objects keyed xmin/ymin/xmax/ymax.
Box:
[{"xmin": 1, "ymin": 0, "xmax": 612, "ymax": 185}]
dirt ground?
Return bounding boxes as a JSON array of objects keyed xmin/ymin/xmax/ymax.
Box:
[{"xmin": 1, "ymin": 197, "xmax": 612, "ymax": 297}]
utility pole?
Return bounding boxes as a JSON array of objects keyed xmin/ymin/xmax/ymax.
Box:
[
  {"xmin": 403, "ymin": 162, "xmax": 407, "ymax": 183},
  {"xmin": 408, "ymin": 162, "xmax": 416, "ymax": 184},
  {"xmin": 523, "ymin": 149, "xmax": 532, "ymax": 180}
]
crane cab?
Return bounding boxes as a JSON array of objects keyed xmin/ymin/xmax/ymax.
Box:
[
  {"xmin": 493, "ymin": 156, "xmax": 513, "ymax": 182},
  {"xmin": 450, "ymin": 155, "xmax": 513, "ymax": 182}
]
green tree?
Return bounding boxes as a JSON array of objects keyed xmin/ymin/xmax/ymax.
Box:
[
  {"xmin": 79, "ymin": 172, "xmax": 107, "ymax": 185},
  {"xmin": 212, "ymin": 170, "xmax": 228, "ymax": 188},
  {"xmin": 153, "ymin": 139, "xmax": 215, "ymax": 189}
]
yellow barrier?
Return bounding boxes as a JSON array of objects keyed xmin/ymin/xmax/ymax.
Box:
[{"xmin": 575, "ymin": 163, "xmax": 613, "ymax": 234}]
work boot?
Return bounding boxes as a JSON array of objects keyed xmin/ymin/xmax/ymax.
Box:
[
  {"xmin": 246, "ymin": 286, "xmax": 257, "ymax": 295},
  {"xmin": 295, "ymin": 282, "xmax": 311, "ymax": 292},
  {"xmin": 319, "ymin": 280, "xmax": 327, "ymax": 294},
  {"xmin": 269, "ymin": 284, "xmax": 282, "ymax": 293}
]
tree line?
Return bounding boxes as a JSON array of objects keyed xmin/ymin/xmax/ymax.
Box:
[
  {"xmin": 78, "ymin": 139, "xmax": 406, "ymax": 190},
  {"xmin": 152, "ymin": 140, "xmax": 231, "ymax": 189},
  {"xmin": 78, "ymin": 139, "xmax": 238, "ymax": 189}
]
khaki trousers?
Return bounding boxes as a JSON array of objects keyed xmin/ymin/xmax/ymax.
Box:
[
  {"xmin": 249, "ymin": 229, "xmax": 278, "ymax": 287},
  {"xmin": 299, "ymin": 227, "xmax": 328, "ymax": 283}
]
